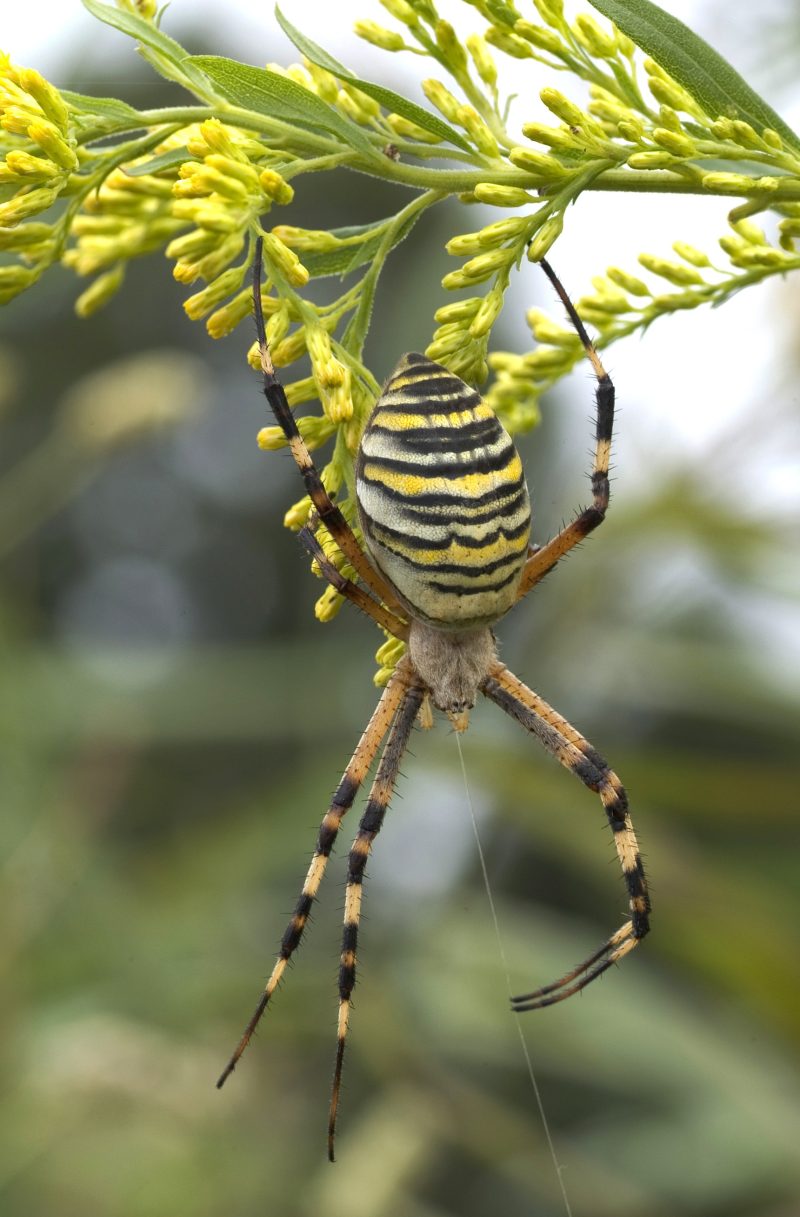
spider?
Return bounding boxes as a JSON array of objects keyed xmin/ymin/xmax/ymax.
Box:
[{"xmin": 217, "ymin": 237, "xmax": 650, "ymax": 1160}]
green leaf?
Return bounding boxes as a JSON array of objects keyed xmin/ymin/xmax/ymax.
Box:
[
  {"xmin": 124, "ymin": 147, "xmax": 189, "ymax": 176},
  {"xmin": 185, "ymin": 56, "xmax": 377, "ymax": 159},
  {"xmin": 301, "ymin": 212, "xmax": 422, "ymax": 278},
  {"xmin": 275, "ymin": 5, "xmax": 473, "ymax": 155},
  {"xmin": 80, "ymin": 0, "xmax": 211, "ymax": 93},
  {"xmin": 61, "ymin": 90, "xmax": 143, "ymax": 127},
  {"xmin": 590, "ymin": 0, "xmax": 800, "ymax": 152}
]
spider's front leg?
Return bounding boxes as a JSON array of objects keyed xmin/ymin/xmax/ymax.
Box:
[
  {"xmin": 516, "ymin": 258, "xmax": 615, "ymax": 600},
  {"xmin": 481, "ymin": 663, "xmax": 650, "ymax": 1008}
]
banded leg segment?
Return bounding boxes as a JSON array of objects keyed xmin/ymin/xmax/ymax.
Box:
[
  {"xmin": 216, "ymin": 659, "xmax": 414, "ymax": 1090},
  {"xmin": 481, "ymin": 662, "xmax": 649, "ymax": 1009},
  {"xmin": 252, "ymin": 238, "xmax": 402, "ymax": 613},
  {"xmin": 517, "ymin": 258, "xmax": 614, "ymax": 600},
  {"xmin": 328, "ymin": 680, "xmax": 425, "ymax": 1162},
  {"xmin": 298, "ymin": 525, "xmax": 409, "ymax": 641}
]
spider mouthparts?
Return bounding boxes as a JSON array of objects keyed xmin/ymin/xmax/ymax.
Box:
[{"xmin": 447, "ymin": 708, "xmax": 470, "ymax": 732}]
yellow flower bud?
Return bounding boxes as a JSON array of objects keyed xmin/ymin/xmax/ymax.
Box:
[
  {"xmin": 284, "ymin": 496, "xmax": 312, "ymax": 530},
  {"xmin": 323, "ymin": 366, "xmax": 353, "ymax": 423},
  {"xmin": 385, "ymin": 113, "xmax": 443, "ymax": 143},
  {"xmin": 514, "ymin": 21, "xmax": 563, "ymax": 54},
  {"xmin": 627, "ymin": 150, "xmax": 680, "ymax": 170},
  {"xmin": 472, "ymin": 183, "xmax": 532, "ymax": 206},
  {"xmin": 27, "ymin": 120, "xmax": 78, "ymax": 170},
  {"xmin": 261, "ymin": 231, "xmax": 309, "ymax": 287},
  {"xmin": 526, "ymin": 213, "xmax": 563, "ymax": 262},
  {"xmin": 606, "ymin": 267, "xmax": 651, "ymax": 296},
  {"xmin": 257, "ymin": 426, "xmax": 288, "ymax": 451},
  {"xmin": 540, "ymin": 87, "xmax": 586, "ymax": 129},
  {"xmin": 446, "ymin": 231, "xmax": 483, "ymax": 256},
  {"xmin": 304, "ymin": 60, "xmax": 339, "ymax": 104},
  {"xmin": 4, "ymin": 150, "xmax": 60, "ymax": 179},
  {"xmin": 702, "ymin": 172, "xmax": 778, "ymax": 195},
  {"xmin": 484, "ymin": 27, "xmax": 535, "ymax": 59},
  {"xmin": 525, "ymin": 308, "xmax": 580, "ymax": 346},
  {"xmin": 672, "ymin": 241, "xmax": 711, "ymax": 267},
  {"xmin": 466, "ymin": 34, "xmax": 497, "ymax": 88},
  {"xmin": 520, "ymin": 121, "xmax": 579, "ymax": 151},
  {"xmin": 0, "ymin": 220, "xmax": 53, "ymax": 250},
  {"xmin": 183, "ymin": 266, "xmax": 244, "ymax": 320},
  {"xmin": 74, "ymin": 265, "xmax": 125, "ymax": 317},
  {"xmin": 354, "ymin": 20, "xmax": 405, "ymax": 51},
  {"xmin": 434, "ymin": 297, "xmax": 482, "ymax": 324},
  {"xmin": 435, "ymin": 20, "xmax": 467, "ymax": 74},
  {"xmin": 638, "ymin": 253, "xmax": 705, "ymax": 286},
  {"xmin": 469, "ymin": 285, "xmax": 504, "ymax": 338},
  {"xmin": 206, "ymin": 288, "xmax": 254, "ymax": 339},
  {"xmin": 533, "ymin": 0, "xmax": 564, "ymax": 26},
  {"xmin": 478, "ymin": 216, "xmax": 528, "ymax": 247},
  {"xmin": 18, "ymin": 68, "xmax": 70, "ymax": 130},
  {"xmin": 508, "ymin": 145, "xmax": 568, "ymax": 177},
  {"xmin": 651, "ymin": 127, "xmax": 696, "ymax": 157},
  {"xmin": 259, "ymin": 168, "xmax": 294, "ymax": 205},
  {"xmin": 0, "ymin": 263, "xmax": 37, "ymax": 302},
  {"xmin": 379, "ymin": 0, "xmax": 417, "ymax": 24},
  {"xmin": 572, "ymin": 14, "xmax": 616, "ymax": 58},
  {"xmin": 456, "ymin": 106, "xmax": 499, "ymax": 158},
  {"xmin": 315, "ymin": 584, "xmax": 345, "ymax": 623},
  {"xmin": 0, "ymin": 184, "xmax": 61, "ymax": 225},
  {"xmin": 460, "ymin": 247, "xmax": 516, "ymax": 281},
  {"xmin": 421, "ymin": 80, "xmax": 461, "ymax": 124},
  {"xmin": 166, "ymin": 229, "xmax": 217, "ymax": 262}
]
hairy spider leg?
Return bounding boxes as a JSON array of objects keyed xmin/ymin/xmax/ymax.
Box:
[
  {"xmin": 252, "ymin": 237, "xmax": 402, "ymax": 614},
  {"xmin": 480, "ymin": 662, "xmax": 650, "ymax": 1009},
  {"xmin": 328, "ymin": 680, "xmax": 425, "ymax": 1161},
  {"xmin": 216, "ymin": 658, "xmax": 415, "ymax": 1089},
  {"xmin": 297, "ymin": 525, "xmax": 409, "ymax": 640},
  {"xmin": 517, "ymin": 258, "xmax": 614, "ymax": 599}
]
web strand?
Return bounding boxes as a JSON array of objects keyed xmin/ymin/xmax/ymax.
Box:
[{"xmin": 454, "ymin": 733, "xmax": 574, "ymax": 1217}]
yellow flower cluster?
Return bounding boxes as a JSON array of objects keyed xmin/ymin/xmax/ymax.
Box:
[{"xmin": 0, "ymin": 56, "xmax": 76, "ymax": 300}]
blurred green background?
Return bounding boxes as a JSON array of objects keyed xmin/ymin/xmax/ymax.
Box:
[{"xmin": 2, "ymin": 5, "xmax": 799, "ymax": 1216}]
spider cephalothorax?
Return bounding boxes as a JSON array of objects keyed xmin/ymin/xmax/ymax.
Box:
[{"xmin": 217, "ymin": 238, "xmax": 651, "ymax": 1161}]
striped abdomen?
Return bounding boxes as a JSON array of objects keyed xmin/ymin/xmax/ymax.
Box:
[{"xmin": 356, "ymin": 353, "xmax": 531, "ymax": 629}]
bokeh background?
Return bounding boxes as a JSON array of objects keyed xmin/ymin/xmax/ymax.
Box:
[{"xmin": 2, "ymin": 3, "xmax": 799, "ymax": 1215}]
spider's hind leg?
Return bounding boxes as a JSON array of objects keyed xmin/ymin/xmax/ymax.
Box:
[
  {"xmin": 328, "ymin": 678, "xmax": 425, "ymax": 1161},
  {"xmin": 216, "ymin": 657, "xmax": 415, "ymax": 1089},
  {"xmin": 480, "ymin": 662, "xmax": 650, "ymax": 1010}
]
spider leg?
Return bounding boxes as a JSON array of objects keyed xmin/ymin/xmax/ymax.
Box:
[
  {"xmin": 328, "ymin": 679, "xmax": 425, "ymax": 1162},
  {"xmin": 480, "ymin": 662, "xmax": 649, "ymax": 1010},
  {"xmin": 298, "ymin": 525, "xmax": 409, "ymax": 640},
  {"xmin": 516, "ymin": 258, "xmax": 614, "ymax": 601},
  {"xmin": 252, "ymin": 237, "xmax": 402, "ymax": 613},
  {"xmin": 216, "ymin": 657, "xmax": 415, "ymax": 1090}
]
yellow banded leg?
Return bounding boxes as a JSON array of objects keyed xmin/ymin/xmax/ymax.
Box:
[
  {"xmin": 328, "ymin": 680, "xmax": 424, "ymax": 1161},
  {"xmin": 251, "ymin": 237, "xmax": 402, "ymax": 613},
  {"xmin": 298, "ymin": 524, "xmax": 409, "ymax": 641},
  {"xmin": 517, "ymin": 259, "xmax": 614, "ymax": 600},
  {"xmin": 216, "ymin": 658, "xmax": 414, "ymax": 1089},
  {"xmin": 480, "ymin": 662, "xmax": 649, "ymax": 1010}
]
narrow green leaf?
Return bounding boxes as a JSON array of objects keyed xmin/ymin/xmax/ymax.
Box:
[
  {"xmin": 590, "ymin": 0, "xmax": 800, "ymax": 152},
  {"xmin": 186, "ymin": 56, "xmax": 377, "ymax": 158},
  {"xmin": 124, "ymin": 147, "xmax": 189, "ymax": 176},
  {"xmin": 61, "ymin": 90, "xmax": 143, "ymax": 127},
  {"xmin": 80, "ymin": 0, "xmax": 211, "ymax": 93},
  {"xmin": 275, "ymin": 5, "xmax": 473, "ymax": 154},
  {"xmin": 301, "ymin": 211, "xmax": 422, "ymax": 278}
]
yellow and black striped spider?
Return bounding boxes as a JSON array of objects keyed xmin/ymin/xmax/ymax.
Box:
[{"xmin": 217, "ymin": 238, "xmax": 650, "ymax": 1159}]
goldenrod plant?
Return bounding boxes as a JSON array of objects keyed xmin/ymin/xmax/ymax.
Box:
[{"xmin": 2, "ymin": 0, "xmax": 799, "ymax": 666}]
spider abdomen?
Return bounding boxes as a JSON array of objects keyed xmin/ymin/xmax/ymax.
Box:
[{"xmin": 356, "ymin": 353, "xmax": 531, "ymax": 629}]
